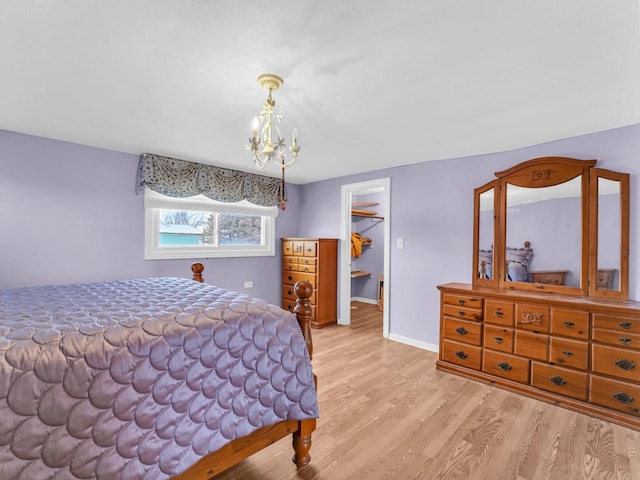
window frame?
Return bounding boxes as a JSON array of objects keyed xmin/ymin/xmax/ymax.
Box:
[{"xmin": 144, "ymin": 188, "xmax": 277, "ymax": 260}]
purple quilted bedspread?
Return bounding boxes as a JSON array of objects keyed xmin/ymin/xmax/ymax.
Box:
[{"xmin": 0, "ymin": 278, "xmax": 318, "ymax": 479}]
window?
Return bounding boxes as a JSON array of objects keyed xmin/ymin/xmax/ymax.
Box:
[{"xmin": 144, "ymin": 188, "xmax": 277, "ymax": 259}]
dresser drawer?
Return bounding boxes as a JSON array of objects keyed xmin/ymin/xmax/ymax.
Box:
[
  {"xmin": 443, "ymin": 294, "xmax": 483, "ymax": 310},
  {"xmin": 283, "ymin": 255, "xmax": 298, "ymax": 265},
  {"xmin": 593, "ymin": 314, "xmax": 640, "ymax": 334},
  {"xmin": 593, "ymin": 328, "xmax": 640, "ymax": 349},
  {"xmin": 531, "ymin": 271, "xmax": 567, "ymax": 285},
  {"xmin": 550, "ymin": 309, "xmax": 589, "ymax": 340},
  {"xmin": 515, "ymin": 303, "xmax": 549, "ymax": 332},
  {"xmin": 484, "ymin": 300, "xmax": 514, "ymax": 326},
  {"xmin": 483, "ymin": 325, "xmax": 514, "ymax": 353},
  {"xmin": 549, "ymin": 337, "xmax": 588, "ymax": 370},
  {"xmin": 282, "ymin": 271, "xmax": 316, "ymax": 288},
  {"xmin": 515, "ymin": 330, "xmax": 549, "ymax": 361},
  {"xmin": 442, "ymin": 340, "xmax": 482, "ymax": 370},
  {"xmin": 590, "ymin": 375, "xmax": 640, "ymax": 417},
  {"xmin": 531, "ymin": 362, "xmax": 588, "ymax": 401},
  {"xmin": 443, "ymin": 317, "xmax": 482, "ymax": 346},
  {"xmin": 299, "ymin": 257, "xmax": 317, "ymax": 266},
  {"xmin": 283, "ymin": 263, "xmax": 299, "ymax": 272},
  {"xmin": 482, "ymin": 350, "xmax": 529, "ymax": 384},
  {"xmin": 303, "ymin": 241, "xmax": 317, "ymax": 257},
  {"xmin": 298, "ymin": 264, "xmax": 316, "ymax": 274},
  {"xmin": 443, "ymin": 304, "xmax": 482, "ymax": 322},
  {"xmin": 592, "ymin": 344, "xmax": 640, "ymax": 382}
]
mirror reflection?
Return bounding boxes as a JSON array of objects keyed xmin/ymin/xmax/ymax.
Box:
[
  {"xmin": 597, "ymin": 178, "xmax": 621, "ymax": 290},
  {"xmin": 505, "ymin": 176, "xmax": 582, "ymax": 286},
  {"xmin": 478, "ymin": 188, "xmax": 494, "ymax": 279}
]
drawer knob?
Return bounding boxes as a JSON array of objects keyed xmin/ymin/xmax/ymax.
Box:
[
  {"xmin": 562, "ymin": 351, "xmax": 574, "ymax": 357},
  {"xmin": 615, "ymin": 359, "xmax": 635, "ymax": 371},
  {"xmin": 458, "ymin": 311, "xmax": 466, "ymax": 317},
  {"xmin": 494, "ymin": 336, "xmax": 504, "ymax": 344},
  {"xmin": 287, "ymin": 305, "xmax": 293, "ymax": 311},
  {"xmin": 495, "ymin": 310, "xmax": 504, "ymax": 318},
  {"xmin": 497, "ymin": 362, "xmax": 512, "ymax": 371},
  {"xmin": 620, "ymin": 322, "xmax": 632, "ymax": 329},
  {"xmin": 563, "ymin": 321, "xmax": 575, "ymax": 328},
  {"xmin": 455, "ymin": 327, "xmax": 468, "ymax": 336},
  {"xmin": 288, "ymin": 275, "xmax": 293, "ymax": 281},
  {"xmin": 549, "ymin": 376, "xmax": 567, "ymax": 386},
  {"xmin": 287, "ymin": 289, "xmax": 293, "ymax": 295},
  {"xmin": 457, "ymin": 299, "xmax": 466, "ymax": 305},
  {"xmin": 613, "ymin": 392, "xmax": 634, "ymax": 404},
  {"xmin": 619, "ymin": 337, "xmax": 632, "ymax": 345},
  {"xmin": 455, "ymin": 351, "xmax": 468, "ymax": 360}
]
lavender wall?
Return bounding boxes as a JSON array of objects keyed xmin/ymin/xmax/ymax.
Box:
[
  {"xmin": 0, "ymin": 130, "xmax": 302, "ymax": 304},
  {"xmin": 299, "ymin": 124, "xmax": 640, "ymax": 347},
  {"xmin": 2, "ymin": 124, "xmax": 639, "ymax": 348}
]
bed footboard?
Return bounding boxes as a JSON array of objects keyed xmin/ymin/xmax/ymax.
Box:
[{"xmin": 175, "ymin": 264, "xmax": 317, "ymax": 478}]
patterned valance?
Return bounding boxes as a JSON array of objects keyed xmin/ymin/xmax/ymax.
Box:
[{"xmin": 136, "ymin": 153, "xmax": 283, "ymax": 207}]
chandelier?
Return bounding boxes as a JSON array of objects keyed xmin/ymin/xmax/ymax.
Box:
[{"xmin": 247, "ymin": 74, "xmax": 300, "ymax": 209}]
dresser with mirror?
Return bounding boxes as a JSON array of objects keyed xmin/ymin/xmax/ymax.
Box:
[{"xmin": 437, "ymin": 156, "xmax": 640, "ymax": 429}]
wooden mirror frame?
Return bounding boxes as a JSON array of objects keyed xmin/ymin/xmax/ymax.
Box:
[{"xmin": 472, "ymin": 156, "xmax": 630, "ymax": 300}]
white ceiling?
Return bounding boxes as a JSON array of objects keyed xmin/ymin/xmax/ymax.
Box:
[{"xmin": 1, "ymin": 1, "xmax": 639, "ymax": 184}]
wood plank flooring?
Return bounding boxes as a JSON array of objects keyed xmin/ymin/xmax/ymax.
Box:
[{"xmin": 213, "ymin": 302, "xmax": 640, "ymax": 480}]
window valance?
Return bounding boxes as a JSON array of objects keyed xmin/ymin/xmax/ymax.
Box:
[{"xmin": 136, "ymin": 153, "xmax": 283, "ymax": 207}]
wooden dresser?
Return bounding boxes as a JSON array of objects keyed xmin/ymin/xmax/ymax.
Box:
[
  {"xmin": 437, "ymin": 283, "xmax": 640, "ymax": 429},
  {"xmin": 282, "ymin": 238, "xmax": 338, "ymax": 328}
]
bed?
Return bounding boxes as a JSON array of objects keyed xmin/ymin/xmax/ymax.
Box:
[{"xmin": 0, "ymin": 264, "xmax": 318, "ymax": 479}]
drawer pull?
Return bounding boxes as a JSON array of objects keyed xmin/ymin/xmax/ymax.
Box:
[
  {"xmin": 619, "ymin": 337, "xmax": 632, "ymax": 345},
  {"xmin": 563, "ymin": 321, "xmax": 575, "ymax": 328},
  {"xmin": 455, "ymin": 327, "xmax": 468, "ymax": 336},
  {"xmin": 549, "ymin": 376, "xmax": 567, "ymax": 386},
  {"xmin": 620, "ymin": 322, "xmax": 632, "ymax": 329},
  {"xmin": 495, "ymin": 310, "xmax": 504, "ymax": 318},
  {"xmin": 286, "ymin": 305, "xmax": 293, "ymax": 311},
  {"xmin": 613, "ymin": 392, "xmax": 634, "ymax": 404},
  {"xmin": 457, "ymin": 299, "xmax": 466, "ymax": 305},
  {"xmin": 455, "ymin": 351, "xmax": 468, "ymax": 360},
  {"xmin": 497, "ymin": 362, "xmax": 512, "ymax": 371},
  {"xmin": 615, "ymin": 359, "xmax": 635, "ymax": 371},
  {"xmin": 458, "ymin": 311, "xmax": 466, "ymax": 317},
  {"xmin": 494, "ymin": 336, "xmax": 504, "ymax": 344},
  {"xmin": 287, "ymin": 289, "xmax": 293, "ymax": 295},
  {"xmin": 287, "ymin": 275, "xmax": 293, "ymax": 281},
  {"xmin": 562, "ymin": 351, "xmax": 574, "ymax": 357}
]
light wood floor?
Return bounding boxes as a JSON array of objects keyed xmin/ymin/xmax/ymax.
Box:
[{"xmin": 214, "ymin": 302, "xmax": 640, "ymax": 480}]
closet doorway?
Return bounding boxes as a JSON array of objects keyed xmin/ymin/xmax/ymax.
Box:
[{"xmin": 339, "ymin": 178, "xmax": 390, "ymax": 337}]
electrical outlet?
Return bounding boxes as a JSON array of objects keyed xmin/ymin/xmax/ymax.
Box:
[
  {"xmin": 397, "ymin": 238, "xmax": 404, "ymax": 249},
  {"xmin": 244, "ymin": 281, "xmax": 254, "ymax": 288}
]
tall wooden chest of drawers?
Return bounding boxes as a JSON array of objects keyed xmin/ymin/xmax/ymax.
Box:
[
  {"xmin": 282, "ymin": 238, "xmax": 338, "ymax": 328},
  {"xmin": 437, "ymin": 283, "xmax": 640, "ymax": 430}
]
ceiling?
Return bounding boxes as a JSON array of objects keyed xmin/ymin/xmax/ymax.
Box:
[{"xmin": 1, "ymin": 1, "xmax": 639, "ymax": 184}]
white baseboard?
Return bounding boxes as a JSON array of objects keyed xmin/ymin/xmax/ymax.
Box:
[
  {"xmin": 388, "ymin": 333, "xmax": 439, "ymax": 353},
  {"xmin": 350, "ymin": 297, "xmax": 377, "ymax": 305}
]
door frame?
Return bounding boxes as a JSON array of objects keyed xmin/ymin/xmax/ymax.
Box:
[{"xmin": 339, "ymin": 177, "xmax": 390, "ymax": 337}]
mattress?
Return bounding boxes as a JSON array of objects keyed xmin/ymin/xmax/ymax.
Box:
[{"xmin": 0, "ymin": 277, "xmax": 318, "ymax": 479}]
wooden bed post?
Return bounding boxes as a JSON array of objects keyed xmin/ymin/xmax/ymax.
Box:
[
  {"xmin": 191, "ymin": 262, "xmax": 204, "ymax": 282},
  {"xmin": 292, "ymin": 280, "xmax": 316, "ymax": 467}
]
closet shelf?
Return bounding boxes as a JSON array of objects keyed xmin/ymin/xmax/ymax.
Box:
[{"xmin": 351, "ymin": 271, "xmax": 372, "ymax": 278}]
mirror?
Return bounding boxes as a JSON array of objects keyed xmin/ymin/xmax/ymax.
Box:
[
  {"xmin": 473, "ymin": 181, "xmax": 498, "ymax": 288},
  {"xmin": 596, "ymin": 178, "xmax": 620, "ymax": 290},
  {"xmin": 473, "ymin": 157, "xmax": 630, "ymax": 300},
  {"xmin": 505, "ymin": 177, "xmax": 582, "ymax": 287},
  {"xmin": 589, "ymin": 168, "xmax": 630, "ymax": 298}
]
